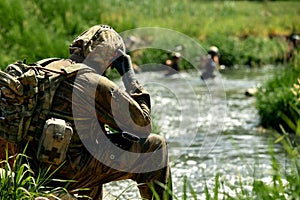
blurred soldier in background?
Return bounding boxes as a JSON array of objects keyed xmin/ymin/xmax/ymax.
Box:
[
  {"xmin": 200, "ymin": 46, "xmax": 220, "ymax": 80},
  {"xmin": 165, "ymin": 52, "xmax": 181, "ymax": 76}
]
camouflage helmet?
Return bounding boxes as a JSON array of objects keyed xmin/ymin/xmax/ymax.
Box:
[{"xmin": 69, "ymin": 25, "xmax": 126, "ymax": 59}]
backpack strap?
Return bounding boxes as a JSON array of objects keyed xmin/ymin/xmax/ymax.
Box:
[
  {"xmin": 26, "ymin": 58, "xmax": 85, "ymax": 141},
  {"xmin": 0, "ymin": 58, "xmax": 94, "ymax": 143},
  {"xmin": 36, "ymin": 57, "xmax": 61, "ymax": 66}
]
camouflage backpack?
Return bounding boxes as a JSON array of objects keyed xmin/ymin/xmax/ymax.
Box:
[{"xmin": 0, "ymin": 58, "xmax": 83, "ymax": 144}]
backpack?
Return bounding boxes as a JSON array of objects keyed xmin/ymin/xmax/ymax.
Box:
[{"xmin": 0, "ymin": 58, "xmax": 83, "ymax": 144}]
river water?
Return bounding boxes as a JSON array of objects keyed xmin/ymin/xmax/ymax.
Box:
[{"xmin": 103, "ymin": 66, "xmax": 287, "ymax": 199}]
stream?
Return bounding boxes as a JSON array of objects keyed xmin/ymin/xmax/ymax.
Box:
[{"xmin": 103, "ymin": 66, "xmax": 287, "ymax": 199}]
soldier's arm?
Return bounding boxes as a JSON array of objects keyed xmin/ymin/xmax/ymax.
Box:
[{"xmin": 94, "ymin": 75, "xmax": 152, "ymax": 137}]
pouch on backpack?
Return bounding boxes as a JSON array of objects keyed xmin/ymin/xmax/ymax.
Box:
[
  {"xmin": 0, "ymin": 62, "xmax": 38, "ymax": 143},
  {"xmin": 0, "ymin": 59, "xmax": 91, "ymax": 144},
  {"xmin": 37, "ymin": 118, "xmax": 73, "ymax": 165}
]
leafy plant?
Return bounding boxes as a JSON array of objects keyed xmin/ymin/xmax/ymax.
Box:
[
  {"xmin": 255, "ymin": 61, "xmax": 300, "ymax": 132},
  {"xmin": 0, "ymin": 143, "xmax": 72, "ymax": 200}
]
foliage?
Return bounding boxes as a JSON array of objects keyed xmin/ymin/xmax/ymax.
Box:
[
  {"xmin": 255, "ymin": 56, "xmax": 300, "ymax": 131},
  {"xmin": 0, "ymin": 0, "xmax": 299, "ymax": 68},
  {"xmin": 0, "ymin": 144, "xmax": 72, "ymax": 199}
]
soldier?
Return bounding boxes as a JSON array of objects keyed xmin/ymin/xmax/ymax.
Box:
[
  {"xmin": 200, "ymin": 46, "xmax": 220, "ymax": 80},
  {"xmin": 165, "ymin": 52, "xmax": 181, "ymax": 76},
  {"xmin": 19, "ymin": 25, "xmax": 172, "ymax": 199}
]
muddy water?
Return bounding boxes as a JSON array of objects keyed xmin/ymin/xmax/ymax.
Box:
[{"xmin": 103, "ymin": 66, "xmax": 286, "ymax": 199}]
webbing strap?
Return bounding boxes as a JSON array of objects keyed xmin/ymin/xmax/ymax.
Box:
[
  {"xmin": 36, "ymin": 58, "xmax": 61, "ymax": 66},
  {"xmin": 26, "ymin": 59, "xmax": 95, "ymax": 141},
  {"xmin": 26, "ymin": 59, "xmax": 73, "ymax": 141}
]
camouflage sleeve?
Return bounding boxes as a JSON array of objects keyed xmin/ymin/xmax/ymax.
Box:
[{"xmin": 94, "ymin": 75, "xmax": 152, "ymax": 137}]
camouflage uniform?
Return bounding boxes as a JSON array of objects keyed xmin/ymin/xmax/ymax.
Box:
[{"xmin": 23, "ymin": 25, "xmax": 172, "ymax": 199}]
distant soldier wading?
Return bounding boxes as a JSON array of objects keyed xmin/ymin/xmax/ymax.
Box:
[{"xmin": 0, "ymin": 25, "xmax": 172, "ymax": 200}]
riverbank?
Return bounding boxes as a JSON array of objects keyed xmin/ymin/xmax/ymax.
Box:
[
  {"xmin": 0, "ymin": 0, "xmax": 299, "ymax": 68},
  {"xmin": 255, "ymin": 56, "xmax": 300, "ymax": 132}
]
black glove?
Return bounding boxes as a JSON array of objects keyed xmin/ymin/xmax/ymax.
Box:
[
  {"xmin": 112, "ymin": 50, "xmax": 138, "ymax": 93},
  {"xmin": 112, "ymin": 49, "xmax": 132, "ymax": 76}
]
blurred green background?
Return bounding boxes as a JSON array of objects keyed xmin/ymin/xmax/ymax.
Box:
[{"xmin": 0, "ymin": 0, "xmax": 299, "ymax": 68}]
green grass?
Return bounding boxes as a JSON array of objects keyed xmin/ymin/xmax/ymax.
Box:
[
  {"xmin": 0, "ymin": 144, "xmax": 72, "ymax": 200},
  {"xmin": 255, "ymin": 56, "xmax": 300, "ymax": 132},
  {"xmin": 0, "ymin": 0, "xmax": 299, "ymax": 68},
  {"xmin": 0, "ymin": 143, "xmax": 93, "ymax": 199}
]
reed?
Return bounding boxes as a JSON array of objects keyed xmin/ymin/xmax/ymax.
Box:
[{"xmin": 0, "ymin": 144, "xmax": 72, "ymax": 199}]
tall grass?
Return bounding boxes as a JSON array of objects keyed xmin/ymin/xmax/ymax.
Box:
[
  {"xmin": 256, "ymin": 56, "xmax": 300, "ymax": 132},
  {"xmin": 0, "ymin": 144, "xmax": 72, "ymax": 199}
]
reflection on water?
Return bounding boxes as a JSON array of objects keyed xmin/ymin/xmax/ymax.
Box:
[{"xmin": 104, "ymin": 66, "xmax": 287, "ymax": 199}]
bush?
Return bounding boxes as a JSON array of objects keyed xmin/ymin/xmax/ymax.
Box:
[{"xmin": 255, "ymin": 56, "xmax": 300, "ymax": 132}]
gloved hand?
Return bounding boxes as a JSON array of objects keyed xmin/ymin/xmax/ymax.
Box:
[
  {"xmin": 112, "ymin": 49, "xmax": 137, "ymax": 93},
  {"xmin": 112, "ymin": 49, "xmax": 132, "ymax": 76}
]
